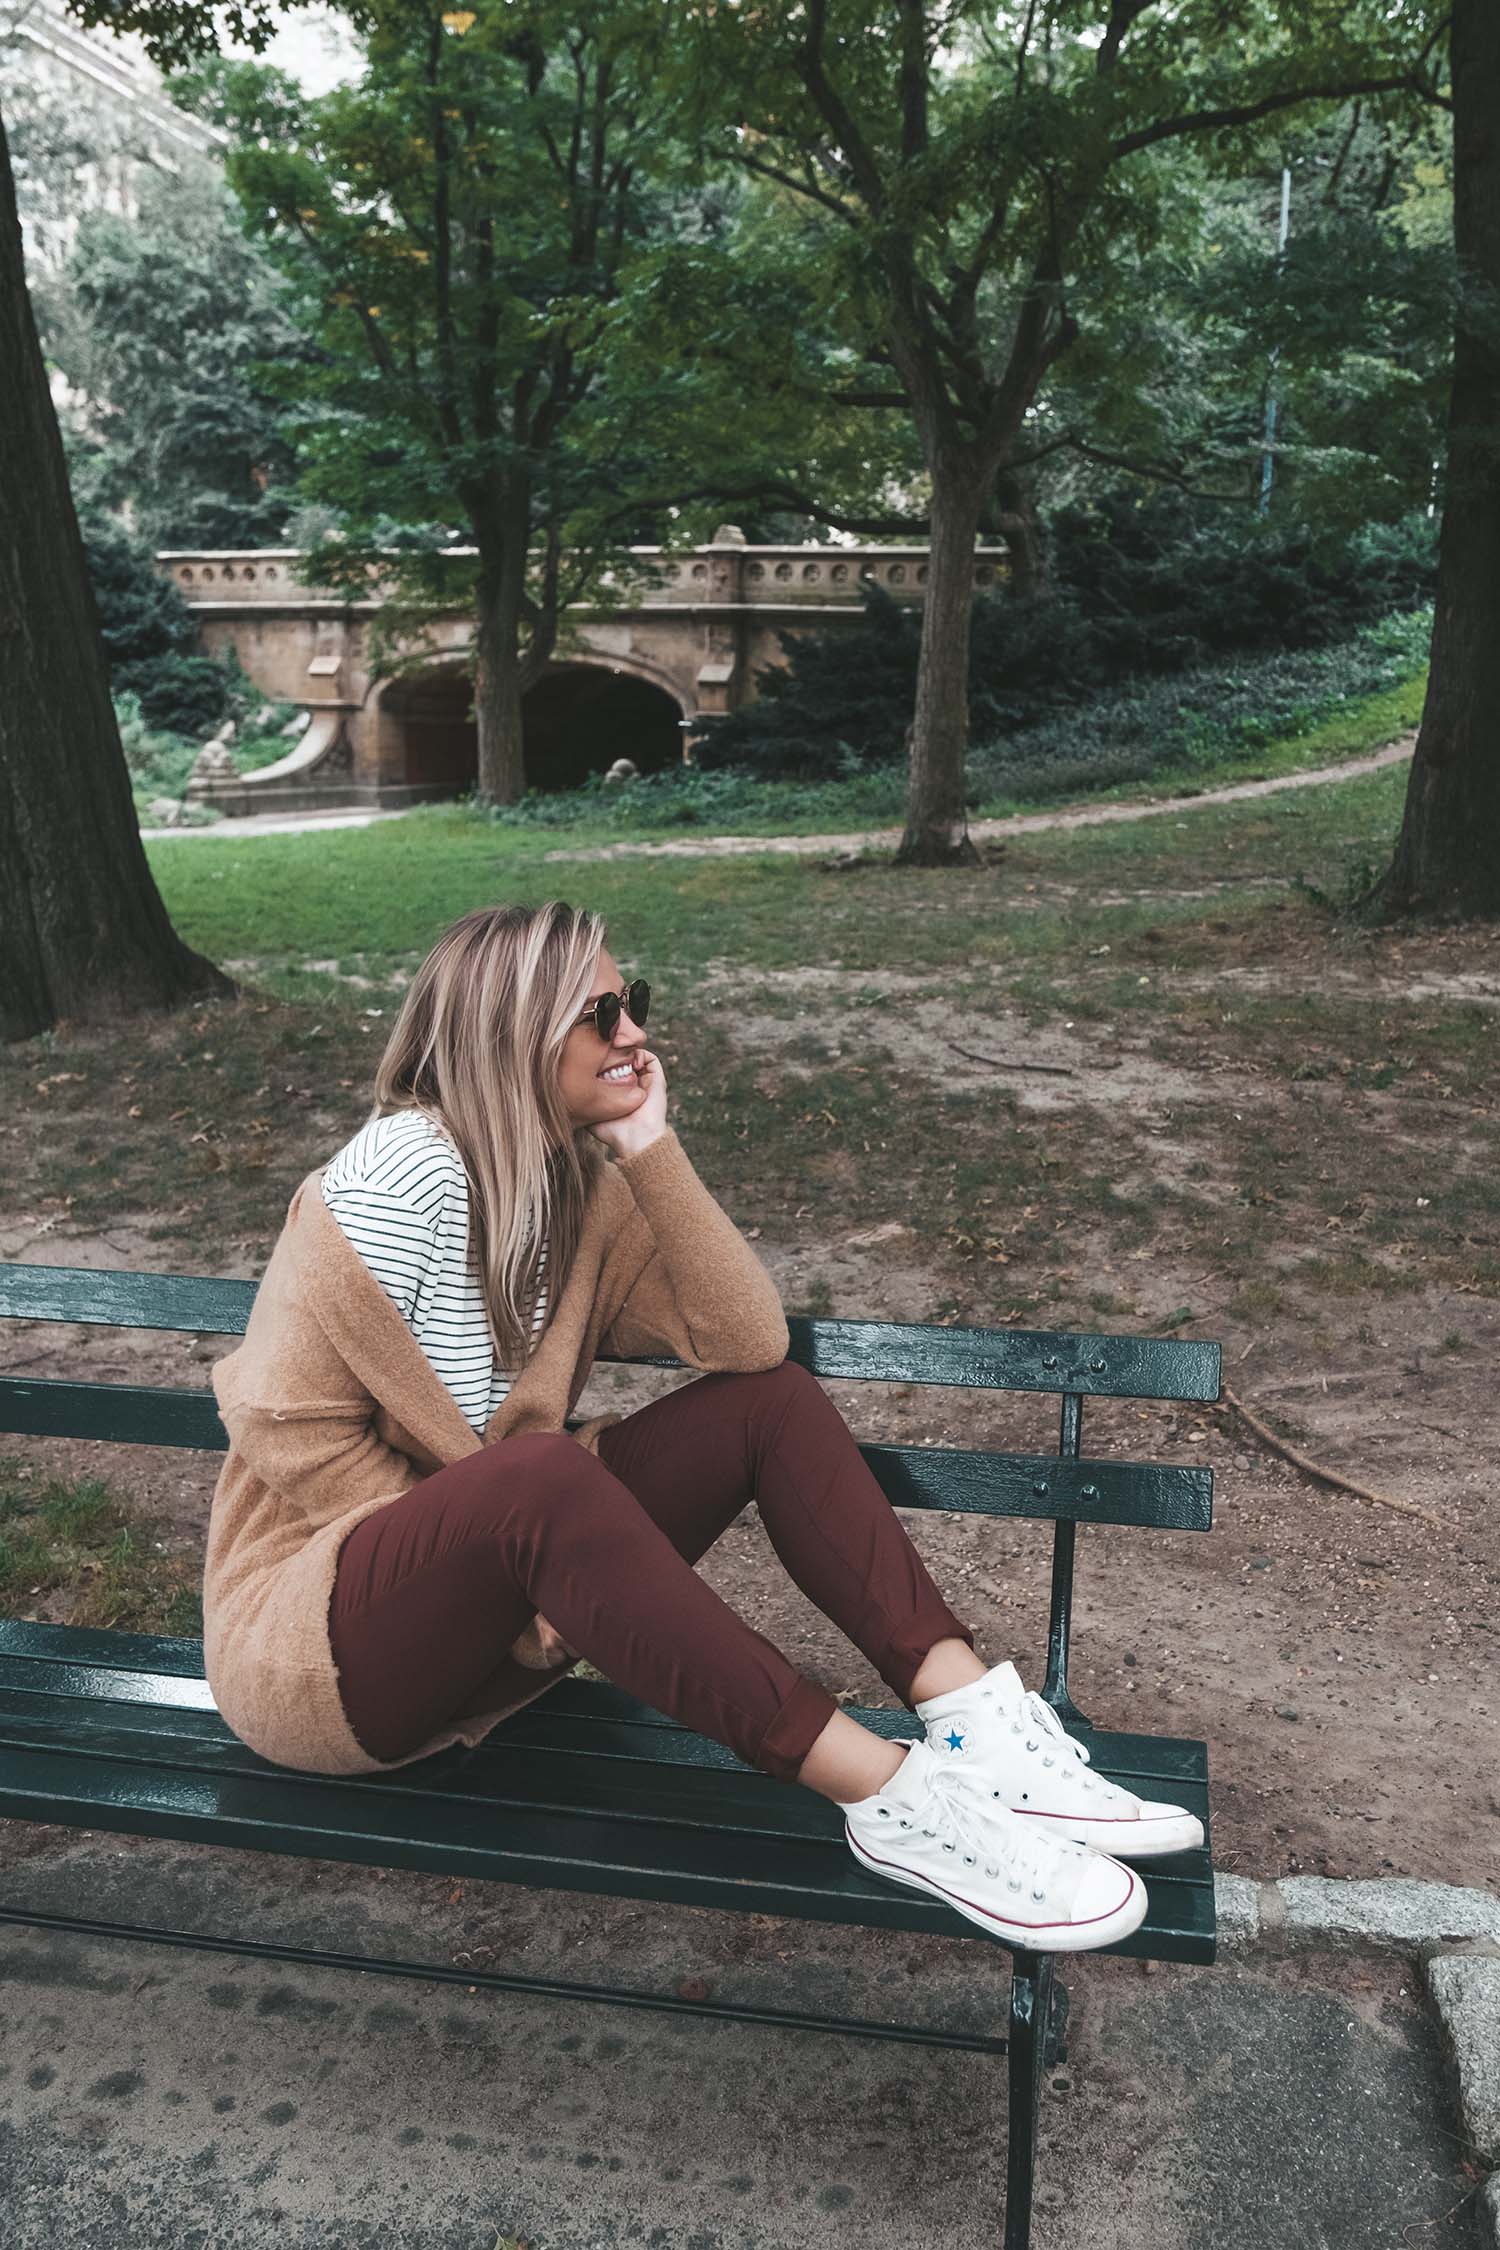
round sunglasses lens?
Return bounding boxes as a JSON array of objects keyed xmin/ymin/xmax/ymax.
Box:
[
  {"xmin": 628, "ymin": 979, "xmax": 650, "ymax": 1027},
  {"xmin": 594, "ymin": 993, "xmax": 622, "ymax": 1039}
]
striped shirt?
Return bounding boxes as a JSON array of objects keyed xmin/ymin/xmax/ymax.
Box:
[{"xmin": 320, "ymin": 1109, "xmax": 548, "ymax": 1434}]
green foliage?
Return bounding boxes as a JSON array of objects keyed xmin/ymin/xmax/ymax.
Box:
[
  {"xmin": 175, "ymin": 8, "xmax": 823, "ymax": 644},
  {"xmin": 82, "ymin": 519, "xmax": 202, "ymax": 679},
  {"xmin": 968, "ymin": 606, "xmax": 1432, "ymax": 802},
  {"xmin": 82, "ymin": 523, "xmax": 230, "ymax": 737},
  {"xmin": 699, "ymin": 500, "xmax": 1437, "ymax": 779},
  {"xmin": 477, "ymin": 758, "xmax": 908, "ymax": 834},
  {"xmin": 30, "ymin": 159, "xmax": 304, "ymax": 548},
  {"xmin": 465, "ymin": 609, "xmax": 1428, "ymax": 834},
  {"xmin": 132, "ymin": 654, "xmax": 235, "ymax": 738},
  {"xmin": 118, "ymin": 687, "xmax": 301, "ymax": 813}
]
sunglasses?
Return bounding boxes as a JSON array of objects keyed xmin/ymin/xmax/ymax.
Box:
[{"xmin": 575, "ymin": 978, "xmax": 651, "ymax": 1041}]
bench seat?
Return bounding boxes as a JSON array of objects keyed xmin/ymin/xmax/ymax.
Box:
[{"xmin": 0, "ymin": 1621, "xmax": 1213, "ymax": 1961}]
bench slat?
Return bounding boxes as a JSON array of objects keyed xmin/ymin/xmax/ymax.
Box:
[
  {"xmin": 0, "ymin": 1737, "xmax": 1215, "ymax": 1962},
  {"xmin": 0, "ymin": 1267, "xmax": 256, "ymax": 1335},
  {"xmin": 0, "ymin": 1264, "xmax": 1221, "ymax": 1402},
  {"xmin": 0, "ymin": 1684, "xmax": 1211, "ymax": 1888},
  {"xmin": 0, "ymin": 1383, "xmax": 1211, "ymax": 1530},
  {"xmin": 0, "ymin": 1674, "xmax": 1211, "ymax": 1837},
  {"xmin": 0, "ymin": 1378, "xmax": 228, "ymax": 1450},
  {"xmin": 0, "ymin": 1630, "xmax": 1214, "ymax": 1791}
]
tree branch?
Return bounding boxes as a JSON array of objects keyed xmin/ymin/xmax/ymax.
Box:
[
  {"xmin": 729, "ymin": 146, "xmax": 862, "ymax": 228},
  {"xmin": 1110, "ymin": 69, "xmax": 1442, "ymax": 164},
  {"xmin": 1050, "ymin": 433, "xmax": 1245, "ymax": 501},
  {"xmin": 1098, "ymin": 0, "xmax": 1155, "ymax": 74},
  {"xmin": 798, "ymin": 0, "xmax": 887, "ymax": 213},
  {"xmin": 896, "ymin": 0, "xmax": 928, "ymax": 163}
]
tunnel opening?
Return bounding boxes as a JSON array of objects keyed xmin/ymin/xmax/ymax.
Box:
[
  {"xmin": 379, "ymin": 661, "xmax": 685, "ymax": 797},
  {"xmin": 379, "ymin": 665, "xmax": 477, "ymax": 795},
  {"xmin": 522, "ymin": 666, "xmax": 683, "ymax": 791}
]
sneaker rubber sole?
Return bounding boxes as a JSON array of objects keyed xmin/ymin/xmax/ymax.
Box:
[
  {"xmin": 845, "ymin": 1823, "xmax": 1150, "ymax": 1953},
  {"xmin": 1005, "ymin": 1805, "xmax": 1206, "ymax": 1858}
]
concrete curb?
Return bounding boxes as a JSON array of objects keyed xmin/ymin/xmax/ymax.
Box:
[
  {"xmin": 1216, "ymin": 1875, "xmax": 1500, "ymax": 2243},
  {"xmin": 1214, "ymin": 1873, "xmax": 1500, "ymax": 1956}
]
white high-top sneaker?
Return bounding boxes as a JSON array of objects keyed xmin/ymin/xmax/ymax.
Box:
[
  {"xmin": 840, "ymin": 1739, "xmax": 1148, "ymax": 1953},
  {"xmin": 917, "ymin": 1661, "xmax": 1204, "ymax": 1858}
]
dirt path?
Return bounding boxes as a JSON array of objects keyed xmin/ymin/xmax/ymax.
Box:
[
  {"xmin": 139, "ymin": 734, "xmax": 1416, "ymax": 849},
  {"xmin": 542, "ymin": 736, "xmax": 1417, "ymax": 861}
]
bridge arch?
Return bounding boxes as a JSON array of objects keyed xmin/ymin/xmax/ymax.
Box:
[
  {"xmin": 368, "ymin": 656, "xmax": 686, "ymax": 798},
  {"xmin": 523, "ymin": 660, "xmax": 684, "ymax": 790}
]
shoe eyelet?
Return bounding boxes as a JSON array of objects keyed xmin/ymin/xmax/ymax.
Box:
[
  {"xmin": 1020, "ymin": 1792, "xmax": 1028, "ymax": 1802},
  {"xmin": 1031, "ymin": 1887, "xmax": 1046, "ymax": 1903},
  {"xmin": 942, "ymin": 1842, "xmax": 954, "ymax": 1853},
  {"xmin": 899, "ymin": 1818, "xmax": 910, "ymax": 1828},
  {"xmin": 963, "ymin": 1854, "xmax": 975, "ymax": 1865},
  {"xmin": 1009, "ymin": 1722, "xmax": 1022, "ymax": 1736},
  {"xmin": 1042, "ymin": 1756, "xmax": 1054, "ymax": 1769},
  {"xmin": 878, "ymin": 1808, "xmax": 890, "ymax": 1817},
  {"xmin": 985, "ymin": 1864, "xmax": 999, "ymax": 1879},
  {"xmin": 1025, "ymin": 1738, "xmax": 1038, "ymax": 1753},
  {"xmin": 1007, "ymin": 1877, "xmax": 1022, "ymax": 1893},
  {"xmin": 991, "ymin": 1789, "xmax": 1000, "ymax": 1799}
]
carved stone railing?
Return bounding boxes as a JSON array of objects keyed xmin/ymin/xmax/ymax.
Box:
[{"xmin": 157, "ymin": 527, "xmax": 1008, "ymax": 615}]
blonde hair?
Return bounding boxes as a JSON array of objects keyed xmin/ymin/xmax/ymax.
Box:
[{"xmin": 372, "ymin": 901, "xmax": 610, "ymax": 1367}]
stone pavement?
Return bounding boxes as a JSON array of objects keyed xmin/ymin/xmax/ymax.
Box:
[{"xmin": 0, "ymin": 1828, "xmax": 1488, "ymax": 2249}]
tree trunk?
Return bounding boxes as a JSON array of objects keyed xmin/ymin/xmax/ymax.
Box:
[
  {"xmin": 987, "ymin": 465, "xmax": 1046, "ymax": 598},
  {"xmin": 0, "ymin": 106, "xmax": 230, "ymax": 1043},
  {"xmin": 897, "ymin": 461, "xmax": 984, "ymax": 866},
  {"xmin": 471, "ymin": 493, "xmax": 530, "ymax": 806},
  {"xmin": 1363, "ymin": 0, "xmax": 1500, "ymax": 922}
]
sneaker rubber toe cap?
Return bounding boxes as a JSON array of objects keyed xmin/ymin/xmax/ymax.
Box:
[
  {"xmin": 1068, "ymin": 1855, "xmax": 1147, "ymax": 1942},
  {"xmin": 1128, "ymin": 1802, "xmax": 1206, "ymax": 1853}
]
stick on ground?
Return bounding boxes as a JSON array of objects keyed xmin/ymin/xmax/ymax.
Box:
[{"xmin": 1222, "ymin": 1382, "xmax": 1449, "ymax": 1534}]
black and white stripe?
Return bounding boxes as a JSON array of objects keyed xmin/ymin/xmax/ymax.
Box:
[{"xmin": 321, "ymin": 1109, "xmax": 548, "ymax": 1434}]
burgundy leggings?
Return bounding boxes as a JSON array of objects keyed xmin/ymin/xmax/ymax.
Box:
[{"xmin": 327, "ymin": 1358, "xmax": 973, "ymax": 1782}]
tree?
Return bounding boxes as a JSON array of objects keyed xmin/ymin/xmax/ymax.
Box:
[
  {"xmin": 0, "ymin": 0, "xmax": 291, "ymax": 1041},
  {"xmin": 0, "ymin": 101, "xmax": 233, "ymax": 1041},
  {"xmin": 190, "ymin": 1, "xmax": 805, "ymax": 805},
  {"xmin": 54, "ymin": 168, "xmax": 304, "ymax": 547},
  {"xmin": 1365, "ymin": 0, "xmax": 1499, "ymax": 919},
  {"xmin": 674, "ymin": 0, "xmax": 1449, "ymax": 863}
]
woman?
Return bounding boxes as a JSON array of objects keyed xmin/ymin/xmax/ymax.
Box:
[{"xmin": 204, "ymin": 902, "xmax": 1201, "ymax": 1956}]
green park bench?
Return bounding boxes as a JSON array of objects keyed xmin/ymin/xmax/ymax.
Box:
[{"xmin": 0, "ymin": 1259, "xmax": 1218, "ymax": 2250}]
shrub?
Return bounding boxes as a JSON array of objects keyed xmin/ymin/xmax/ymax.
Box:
[
  {"xmin": 83, "ymin": 517, "xmax": 200, "ymax": 679},
  {"xmin": 699, "ymin": 497, "xmax": 1439, "ymax": 780},
  {"xmin": 134, "ymin": 652, "xmax": 234, "ymax": 737}
]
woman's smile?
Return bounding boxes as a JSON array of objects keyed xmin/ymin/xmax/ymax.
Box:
[{"xmin": 597, "ymin": 1059, "xmax": 639, "ymax": 1083}]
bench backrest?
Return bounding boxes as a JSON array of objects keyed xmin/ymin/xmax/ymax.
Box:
[{"xmin": 0, "ymin": 1262, "xmax": 1219, "ymax": 1725}]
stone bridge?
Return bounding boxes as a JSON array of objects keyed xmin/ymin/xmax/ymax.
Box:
[{"xmin": 157, "ymin": 524, "xmax": 1008, "ymax": 813}]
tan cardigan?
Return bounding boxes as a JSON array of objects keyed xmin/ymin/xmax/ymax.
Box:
[{"xmin": 203, "ymin": 1126, "xmax": 789, "ymax": 1776}]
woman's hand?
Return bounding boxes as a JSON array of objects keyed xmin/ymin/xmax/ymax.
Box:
[
  {"xmin": 510, "ymin": 1613, "xmax": 577, "ymax": 1670},
  {"xmin": 589, "ymin": 1047, "xmax": 668, "ymax": 1161}
]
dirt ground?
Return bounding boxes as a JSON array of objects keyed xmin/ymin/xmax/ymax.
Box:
[{"xmin": 1, "ymin": 819, "xmax": 1496, "ymax": 1894}]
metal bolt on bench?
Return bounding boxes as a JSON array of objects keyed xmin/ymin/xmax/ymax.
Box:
[{"xmin": 0, "ymin": 1261, "xmax": 1218, "ymax": 2250}]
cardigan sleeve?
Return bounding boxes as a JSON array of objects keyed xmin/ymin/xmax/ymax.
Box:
[{"xmin": 598, "ymin": 1126, "xmax": 789, "ymax": 1372}]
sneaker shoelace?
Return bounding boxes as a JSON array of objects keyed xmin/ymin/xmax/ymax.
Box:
[
  {"xmin": 995, "ymin": 1689, "xmax": 1129, "ymax": 1805},
  {"xmin": 885, "ymin": 1760, "xmax": 1077, "ymax": 1905}
]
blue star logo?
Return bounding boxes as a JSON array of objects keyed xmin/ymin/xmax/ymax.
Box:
[{"xmin": 943, "ymin": 1726, "xmax": 966, "ymax": 1753}]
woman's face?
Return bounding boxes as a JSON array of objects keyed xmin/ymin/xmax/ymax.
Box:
[{"xmin": 557, "ymin": 945, "xmax": 651, "ymax": 1129}]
